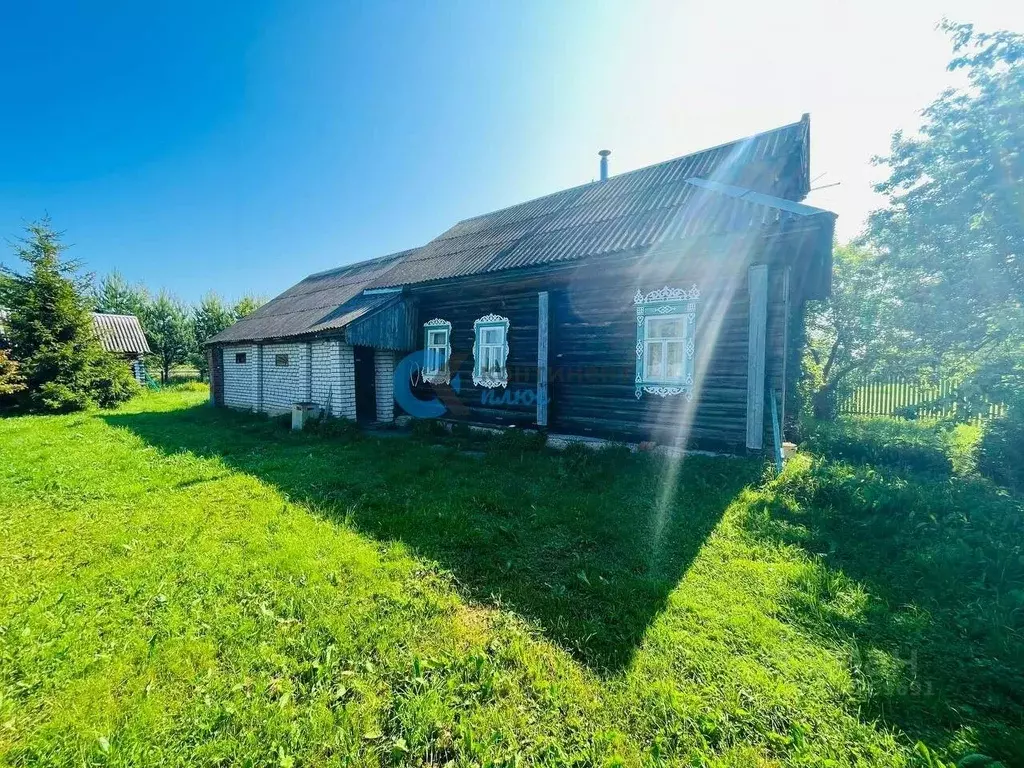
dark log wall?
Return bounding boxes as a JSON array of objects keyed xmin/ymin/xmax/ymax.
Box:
[
  {"xmin": 411, "ymin": 287, "xmax": 540, "ymax": 426},
  {"xmin": 549, "ymin": 262, "xmax": 750, "ymax": 450},
  {"xmin": 402, "ymin": 229, "xmax": 821, "ymax": 451}
]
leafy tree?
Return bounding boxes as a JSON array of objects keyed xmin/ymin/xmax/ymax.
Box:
[
  {"xmin": 0, "ymin": 218, "xmax": 139, "ymax": 411},
  {"xmin": 191, "ymin": 292, "xmax": 234, "ymax": 378},
  {"xmin": 93, "ymin": 270, "xmax": 150, "ymax": 317},
  {"xmin": 143, "ymin": 290, "xmax": 194, "ymax": 384},
  {"xmin": 866, "ymin": 21, "xmax": 1024, "ymax": 409},
  {"xmin": 802, "ymin": 244, "xmax": 915, "ymax": 419},
  {"xmin": 232, "ymin": 295, "xmax": 265, "ymax": 320}
]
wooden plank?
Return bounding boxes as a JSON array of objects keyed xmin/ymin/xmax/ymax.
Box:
[
  {"xmin": 779, "ymin": 266, "xmax": 791, "ymax": 430},
  {"xmin": 746, "ymin": 264, "xmax": 768, "ymax": 449},
  {"xmin": 537, "ymin": 291, "xmax": 549, "ymax": 427}
]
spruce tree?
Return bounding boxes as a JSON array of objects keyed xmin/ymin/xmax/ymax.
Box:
[{"xmin": 0, "ymin": 218, "xmax": 139, "ymax": 411}]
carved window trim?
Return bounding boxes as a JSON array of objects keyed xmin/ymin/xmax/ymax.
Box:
[
  {"xmin": 472, "ymin": 314, "xmax": 510, "ymax": 388},
  {"xmin": 422, "ymin": 318, "xmax": 452, "ymax": 385},
  {"xmin": 634, "ymin": 286, "xmax": 700, "ymax": 399}
]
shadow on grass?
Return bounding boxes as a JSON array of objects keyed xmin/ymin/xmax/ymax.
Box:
[
  {"xmin": 742, "ymin": 458, "xmax": 1024, "ymax": 764},
  {"xmin": 103, "ymin": 404, "xmax": 760, "ymax": 673}
]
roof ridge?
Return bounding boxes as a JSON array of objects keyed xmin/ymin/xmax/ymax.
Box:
[
  {"xmin": 441, "ymin": 117, "xmax": 807, "ymax": 232},
  {"xmin": 302, "ymin": 247, "xmax": 418, "ymax": 280}
]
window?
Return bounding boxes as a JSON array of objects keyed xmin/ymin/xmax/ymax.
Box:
[
  {"xmin": 473, "ymin": 314, "xmax": 509, "ymax": 388},
  {"xmin": 634, "ymin": 286, "xmax": 700, "ymax": 399},
  {"xmin": 275, "ymin": 354, "xmax": 289, "ymax": 367},
  {"xmin": 643, "ymin": 316, "xmax": 688, "ymax": 381},
  {"xmin": 235, "ymin": 352, "xmax": 247, "ymax": 364},
  {"xmin": 422, "ymin": 319, "xmax": 451, "ymax": 384}
]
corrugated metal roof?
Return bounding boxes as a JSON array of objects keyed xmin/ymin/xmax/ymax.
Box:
[
  {"xmin": 91, "ymin": 313, "xmax": 151, "ymax": 354},
  {"xmin": 206, "ymin": 250, "xmax": 410, "ymax": 344},
  {"xmin": 368, "ymin": 117, "xmax": 826, "ymax": 289},
  {"xmin": 211, "ymin": 117, "xmax": 835, "ymax": 344}
]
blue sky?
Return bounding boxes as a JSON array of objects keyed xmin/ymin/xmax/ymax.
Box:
[{"xmin": 1, "ymin": 1, "xmax": 1021, "ymax": 302}]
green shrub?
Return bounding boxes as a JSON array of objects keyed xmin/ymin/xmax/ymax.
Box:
[
  {"xmin": 802, "ymin": 417, "xmax": 980, "ymax": 476},
  {"xmin": 91, "ymin": 360, "xmax": 143, "ymax": 408},
  {"xmin": 33, "ymin": 380, "xmax": 93, "ymax": 413},
  {"xmin": 977, "ymin": 406, "xmax": 1024, "ymax": 493}
]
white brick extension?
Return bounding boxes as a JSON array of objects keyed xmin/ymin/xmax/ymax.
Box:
[
  {"xmin": 222, "ymin": 344, "xmax": 256, "ymax": 409},
  {"xmin": 219, "ymin": 339, "xmax": 392, "ymax": 423},
  {"xmin": 310, "ymin": 340, "xmax": 356, "ymax": 420},
  {"xmin": 374, "ymin": 350, "xmax": 395, "ymax": 422},
  {"xmin": 260, "ymin": 342, "xmax": 308, "ymax": 414}
]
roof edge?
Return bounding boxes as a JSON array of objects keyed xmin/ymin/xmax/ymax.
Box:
[{"xmin": 683, "ymin": 178, "xmax": 836, "ymax": 218}]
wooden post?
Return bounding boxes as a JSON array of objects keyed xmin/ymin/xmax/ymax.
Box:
[
  {"xmin": 537, "ymin": 291, "xmax": 549, "ymax": 427},
  {"xmin": 779, "ymin": 266, "xmax": 791, "ymax": 431},
  {"xmin": 746, "ymin": 265, "xmax": 768, "ymax": 450}
]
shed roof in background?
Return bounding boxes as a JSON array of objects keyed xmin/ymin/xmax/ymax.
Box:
[
  {"xmin": 211, "ymin": 116, "xmax": 835, "ymax": 345},
  {"xmin": 91, "ymin": 312, "xmax": 151, "ymax": 355}
]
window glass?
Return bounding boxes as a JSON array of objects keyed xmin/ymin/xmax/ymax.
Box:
[
  {"xmin": 275, "ymin": 354, "xmax": 288, "ymax": 367},
  {"xmin": 423, "ymin": 321, "xmax": 451, "ymax": 381},
  {"xmin": 648, "ymin": 318, "xmax": 685, "ymax": 339},
  {"xmin": 666, "ymin": 342, "xmax": 684, "ymax": 379},
  {"xmin": 634, "ymin": 286, "xmax": 700, "ymax": 399},
  {"xmin": 235, "ymin": 352, "xmax": 246, "ymax": 364},
  {"xmin": 472, "ymin": 316, "xmax": 510, "ymax": 387},
  {"xmin": 643, "ymin": 314, "xmax": 687, "ymax": 383}
]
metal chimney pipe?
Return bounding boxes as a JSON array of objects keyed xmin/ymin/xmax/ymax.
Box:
[{"xmin": 599, "ymin": 149, "xmax": 611, "ymax": 182}]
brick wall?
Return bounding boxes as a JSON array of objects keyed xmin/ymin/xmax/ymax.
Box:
[
  {"xmin": 310, "ymin": 340, "xmax": 356, "ymax": 420},
  {"xmin": 261, "ymin": 342, "xmax": 308, "ymax": 414},
  {"xmin": 222, "ymin": 344, "xmax": 257, "ymax": 409},
  {"xmin": 375, "ymin": 350, "xmax": 395, "ymax": 422},
  {"xmin": 219, "ymin": 339, "xmax": 357, "ymax": 420}
]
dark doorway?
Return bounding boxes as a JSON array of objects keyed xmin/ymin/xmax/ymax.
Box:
[
  {"xmin": 353, "ymin": 346, "xmax": 376, "ymax": 422},
  {"xmin": 209, "ymin": 347, "xmax": 224, "ymax": 406}
]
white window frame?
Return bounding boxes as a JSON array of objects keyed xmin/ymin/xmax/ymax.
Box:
[
  {"xmin": 472, "ymin": 314, "xmax": 510, "ymax": 388},
  {"xmin": 642, "ymin": 314, "xmax": 689, "ymax": 383},
  {"xmin": 634, "ymin": 285, "xmax": 700, "ymax": 399},
  {"xmin": 422, "ymin": 319, "xmax": 452, "ymax": 385}
]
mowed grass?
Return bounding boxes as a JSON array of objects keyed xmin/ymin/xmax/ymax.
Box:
[{"xmin": 1, "ymin": 389, "xmax": 1021, "ymax": 766}]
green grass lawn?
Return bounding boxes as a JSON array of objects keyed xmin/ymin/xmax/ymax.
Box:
[{"xmin": 1, "ymin": 389, "xmax": 1021, "ymax": 767}]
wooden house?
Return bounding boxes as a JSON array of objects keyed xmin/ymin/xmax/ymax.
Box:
[
  {"xmin": 91, "ymin": 312, "xmax": 152, "ymax": 384},
  {"xmin": 207, "ymin": 116, "xmax": 835, "ymax": 453}
]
